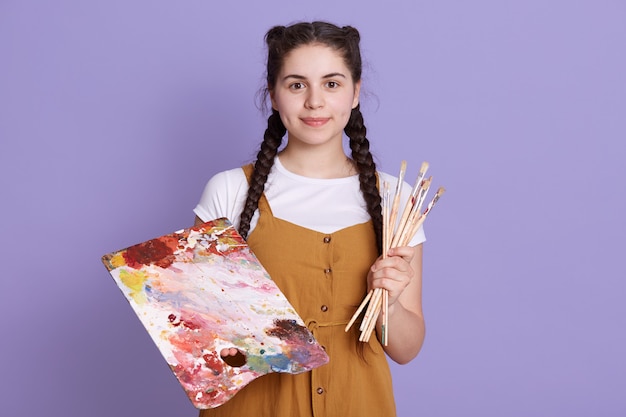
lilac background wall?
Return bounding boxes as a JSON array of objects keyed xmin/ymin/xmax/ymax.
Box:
[{"xmin": 1, "ymin": 1, "xmax": 624, "ymax": 416}]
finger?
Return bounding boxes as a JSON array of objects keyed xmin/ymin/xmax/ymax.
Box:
[
  {"xmin": 372, "ymin": 257, "xmax": 411, "ymax": 275},
  {"xmin": 387, "ymin": 246, "xmax": 415, "ymax": 262},
  {"xmin": 371, "ymin": 269, "xmax": 412, "ymax": 291},
  {"xmin": 220, "ymin": 347, "xmax": 239, "ymax": 357}
]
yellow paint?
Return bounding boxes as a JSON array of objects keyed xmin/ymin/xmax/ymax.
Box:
[
  {"xmin": 119, "ymin": 269, "xmax": 148, "ymax": 304},
  {"xmin": 108, "ymin": 252, "xmax": 127, "ymax": 268}
]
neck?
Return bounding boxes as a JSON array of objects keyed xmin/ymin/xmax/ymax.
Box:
[{"xmin": 278, "ymin": 144, "xmax": 356, "ymax": 179}]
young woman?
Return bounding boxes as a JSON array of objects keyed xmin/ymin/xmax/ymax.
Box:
[{"xmin": 194, "ymin": 21, "xmax": 425, "ymax": 417}]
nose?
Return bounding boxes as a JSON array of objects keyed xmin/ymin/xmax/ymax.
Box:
[{"xmin": 305, "ymin": 86, "xmax": 324, "ymax": 109}]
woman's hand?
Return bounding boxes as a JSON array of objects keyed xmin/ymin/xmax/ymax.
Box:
[
  {"xmin": 367, "ymin": 244, "xmax": 425, "ymax": 364},
  {"xmin": 367, "ymin": 246, "xmax": 416, "ymax": 307}
]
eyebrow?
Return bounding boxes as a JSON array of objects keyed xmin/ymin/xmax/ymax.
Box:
[{"xmin": 281, "ymin": 72, "xmax": 347, "ymax": 82}]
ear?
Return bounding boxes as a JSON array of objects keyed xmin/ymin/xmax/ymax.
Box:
[
  {"xmin": 352, "ymin": 80, "xmax": 361, "ymax": 109},
  {"xmin": 269, "ymin": 87, "xmax": 278, "ymax": 111}
]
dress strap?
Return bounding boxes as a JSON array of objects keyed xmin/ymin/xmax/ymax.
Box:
[
  {"xmin": 241, "ymin": 163, "xmax": 254, "ymax": 180},
  {"xmin": 240, "ymin": 164, "xmax": 273, "ymax": 215}
]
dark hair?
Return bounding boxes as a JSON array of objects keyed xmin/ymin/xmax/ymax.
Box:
[{"xmin": 239, "ymin": 21, "xmax": 382, "ymax": 254}]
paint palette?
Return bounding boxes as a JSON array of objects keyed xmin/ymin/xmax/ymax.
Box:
[{"xmin": 101, "ymin": 218, "xmax": 329, "ymax": 409}]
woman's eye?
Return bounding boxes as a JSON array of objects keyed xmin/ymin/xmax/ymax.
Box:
[
  {"xmin": 290, "ymin": 82, "xmax": 305, "ymax": 90},
  {"xmin": 326, "ymin": 81, "xmax": 339, "ymax": 88}
]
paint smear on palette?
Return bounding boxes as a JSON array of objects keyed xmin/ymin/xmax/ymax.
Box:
[{"xmin": 101, "ymin": 218, "xmax": 329, "ymax": 409}]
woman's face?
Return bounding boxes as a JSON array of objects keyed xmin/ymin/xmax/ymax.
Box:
[{"xmin": 270, "ymin": 43, "xmax": 361, "ymax": 150}]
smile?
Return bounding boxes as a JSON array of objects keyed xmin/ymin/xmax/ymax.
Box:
[{"xmin": 301, "ymin": 117, "xmax": 330, "ymax": 127}]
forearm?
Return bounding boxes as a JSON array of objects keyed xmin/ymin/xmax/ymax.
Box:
[
  {"xmin": 377, "ymin": 300, "xmax": 425, "ymax": 364},
  {"xmin": 367, "ymin": 244, "xmax": 425, "ymax": 364}
]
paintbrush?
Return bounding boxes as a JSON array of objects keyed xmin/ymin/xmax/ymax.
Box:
[
  {"xmin": 390, "ymin": 162, "xmax": 429, "ymax": 248},
  {"xmin": 404, "ymin": 186, "xmax": 446, "ymax": 245},
  {"xmin": 346, "ymin": 161, "xmax": 444, "ymax": 347},
  {"xmin": 389, "ymin": 161, "xmax": 407, "ymax": 240},
  {"xmin": 397, "ymin": 177, "xmax": 432, "ymax": 247}
]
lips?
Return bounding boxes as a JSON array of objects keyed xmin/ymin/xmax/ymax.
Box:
[{"xmin": 301, "ymin": 117, "xmax": 330, "ymax": 127}]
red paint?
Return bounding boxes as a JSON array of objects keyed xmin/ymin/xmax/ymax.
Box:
[
  {"xmin": 123, "ymin": 235, "xmax": 179, "ymax": 269},
  {"xmin": 168, "ymin": 313, "xmax": 202, "ymax": 331},
  {"xmin": 180, "ymin": 317, "xmax": 201, "ymax": 331},
  {"xmin": 200, "ymin": 388, "xmax": 221, "ymax": 400},
  {"xmin": 168, "ymin": 314, "xmax": 180, "ymax": 326},
  {"xmin": 173, "ymin": 363, "xmax": 201, "ymax": 384},
  {"xmin": 202, "ymin": 351, "xmax": 224, "ymax": 376}
]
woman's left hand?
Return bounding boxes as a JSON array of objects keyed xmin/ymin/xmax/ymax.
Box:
[{"xmin": 367, "ymin": 246, "xmax": 416, "ymax": 307}]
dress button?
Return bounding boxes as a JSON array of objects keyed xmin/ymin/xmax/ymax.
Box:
[
  {"xmin": 324, "ymin": 268, "xmax": 332, "ymax": 274},
  {"xmin": 316, "ymin": 387, "xmax": 324, "ymax": 395},
  {"xmin": 323, "ymin": 236, "xmax": 331, "ymax": 243},
  {"xmin": 321, "ymin": 305, "xmax": 328, "ymax": 312}
]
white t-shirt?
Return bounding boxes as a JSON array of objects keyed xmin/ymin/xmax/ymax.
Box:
[{"xmin": 194, "ymin": 157, "xmax": 426, "ymax": 246}]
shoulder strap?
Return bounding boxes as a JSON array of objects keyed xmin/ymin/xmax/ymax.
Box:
[
  {"xmin": 240, "ymin": 163, "xmax": 273, "ymax": 215},
  {"xmin": 241, "ymin": 163, "xmax": 254, "ymax": 183}
]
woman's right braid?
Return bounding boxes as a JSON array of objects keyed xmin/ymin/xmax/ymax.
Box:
[{"xmin": 238, "ymin": 110, "xmax": 286, "ymax": 239}]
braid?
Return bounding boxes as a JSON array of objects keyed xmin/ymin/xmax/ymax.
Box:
[
  {"xmin": 238, "ymin": 110, "xmax": 286, "ymax": 239},
  {"xmin": 345, "ymin": 105, "xmax": 383, "ymax": 255}
]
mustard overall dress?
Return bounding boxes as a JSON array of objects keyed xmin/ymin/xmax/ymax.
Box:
[{"xmin": 199, "ymin": 165, "xmax": 396, "ymax": 417}]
